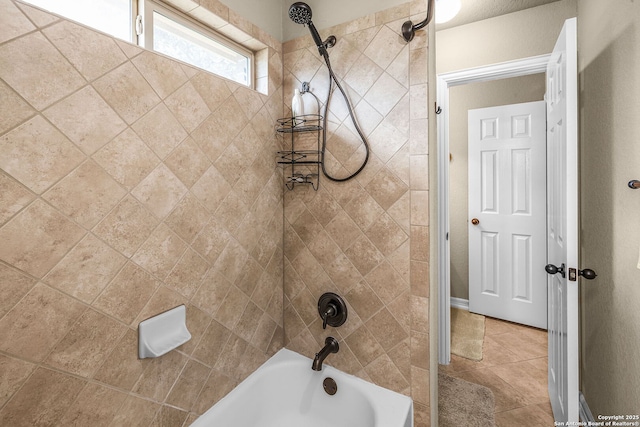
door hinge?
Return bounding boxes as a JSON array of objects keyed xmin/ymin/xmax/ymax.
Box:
[{"xmin": 135, "ymin": 15, "xmax": 143, "ymax": 36}]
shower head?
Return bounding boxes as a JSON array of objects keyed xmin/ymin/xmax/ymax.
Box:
[
  {"xmin": 288, "ymin": 2, "xmax": 329, "ymax": 57},
  {"xmin": 288, "ymin": 2, "xmax": 312, "ymax": 25}
]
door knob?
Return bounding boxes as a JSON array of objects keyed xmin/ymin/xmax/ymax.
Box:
[
  {"xmin": 471, "ymin": 218, "xmax": 480, "ymax": 225},
  {"xmin": 579, "ymin": 268, "xmax": 597, "ymax": 280},
  {"xmin": 545, "ymin": 263, "xmax": 566, "ymax": 278}
]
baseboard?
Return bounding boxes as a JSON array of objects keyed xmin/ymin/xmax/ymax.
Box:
[
  {"xmin": 450, "ymin": 297, "xmax": 469, "ymax": 311},
  {"xmin": 579, "ymin": 392, "xmax": 595, "ymax": 422}
]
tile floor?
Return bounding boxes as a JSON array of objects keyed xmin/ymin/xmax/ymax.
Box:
[{"xmin": 440, "ymin": 316, "xmax": 555, "ymax": 426}]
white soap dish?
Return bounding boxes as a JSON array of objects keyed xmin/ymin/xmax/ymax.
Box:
[{"xmin": 138, "ymin": 305, "xmax": 191, "ymax": 359}]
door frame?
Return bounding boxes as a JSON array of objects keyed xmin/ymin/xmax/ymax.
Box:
[{"xmin": 436, "ymin": 54, "xmax": 551, "ymax": 364}]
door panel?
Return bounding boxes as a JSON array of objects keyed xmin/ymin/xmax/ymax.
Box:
[
  {"xmin": 468, "ymin": 101, "xmax": 547, "ymax": 329},
  {"xmin": 546, "ymin": 17, "xmax": 579, "ymax": 423}
]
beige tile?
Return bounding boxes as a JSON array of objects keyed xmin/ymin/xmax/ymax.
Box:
[
  {"xmin": 410, "ymin": 154, "xmax": 429, "ymax": 190},
  {"xmin": 165, "ymin": 360, "xmax": 209, "ymax": 411},
  {"xmin": 93, "ymin": 195, "xmax": 159, "ymax": 258},
  {"xmin": 164, "ymin": 136, "xmax": 211, "ymax": 188},
  {"xmin": 164, "ymin": 193, "xmax": 210, "ymax": 244},
  {"xmin": 151, "ymin": 406, "xmax": 189, "ymax": 427},
  {"xmin": 366, "ymin": 212, "xmax": 408, "ymax": 256},
  {"xmin": 0, "ymin": 172, "xmax": 35, "ymax": 227},
  {"xmin": 366, "ymin": 308, "xmax": 408, "ymax": 351},
  {"xmin": 189, "ymin": 70, "xmax": 233, "ymax": 113},
  {"xmin": 133, "ymin": 224, "xmax": 187, "ymax": 280},
  {"xmin": 43, "ymin": 20, "xmax": 127, "ymax": 81},
  {"xmin": 93, "ymin": 128, "xmax": 159, "ymax": 190},
  {"xmin": 410, "ymin": 190, "xmax": 429, "ymax": 226},
  {"xmin": 344, "ymin": 192, "xmax": 385, "ymax": 231},
  {"xmin": 132, "ymin": 51, "xmax": 189, "ymax": 99},
  {"xmin": 387, "ymin": 45, "xmax": 410, "ymax": 89},
  {"xmin": 14, "ymin": 2, "xmax": 60, "ymax": 27},
  {"xmin": 368, "ymin": 118, "xmax": 408, "ymax": 163},
  {"xmin": 0, "ymin": 284, "xmax": 86, "ymax": 362},
  {"xmin": 194, "ymin": 370, "xmax": 236, "ymax": 415},
  {"xmin": 345, "ymin": 54, "xmax": 384, "ymax": 98},
  {"xmin": 190, "ymin": 165, "xmax": 232, "ymax": 213},
  {"xmin": 45, "ymin": 309, "xmax": 126, "ymax": 377},
  {"xmin": 0, "ymin": 0, "xmax": 36, "ymax": 44},
  {"xmin": 344, "ymin": 325, "xmax": 385, "ymax": 366},
  {"xmin": 489, "ymin": 360, "xmax": 549, "ymax": 405},
  {"xmin": 410, "ymin": 260, "xmax": 429, "ymax": 297},
  {"xmin": 0, "ymin": 367, "xmax": 85, "ymax": 427},
  {"xmin": 234, "ymin": 256, "xmax": 263, "ymax": 296},
  {"xmin": 135, "ymin": 286, "xmax": 187, "ymax": 325},
  {"xmin": 0, "ymin": 263, "xmax": 37, "ymax": 319},
  {"xmin": 411, "ymin": 331, "xmax": 430, "ymax": 370},
  {"xmin": 191, "ymin": 218, "xmax": 232, "ymax": 264},
  {"xmin": 496, "ymin": 402, "xmax": 555, "ymax": 427},
  {"xmin": 364, "ymin": 72, "xmax": 407, "ymax": 118},
  {"xmin": 0, "ymin": 79, "xmax": 35, "ymax": 136},
  {"xmin": 133, "ymin": 350, "xmax": 187, "ymax": 401},
  {"xmin": 345, "ymin": 280, "xmax": 384, "ymax": 322},
  {"xmin": 193, "ymin": 320, "xmax": 233, "ymax": 367},
  {"xmin": 43, "ymin": 159, "xmax": 126, "ymax": 228},
  {"xmin": 164, "ymin": 81, "xmax": 211, "ymax": 133},
  {"xmin": 307, "ymin": 230, "xmax": 341, "ymax": 265},
  {"xmin": 110, "ymin": 395, "xmax": 160, "ymax": 427},
  {"xmin": 324, "ymin": 211, "xmax": 362, "ymax": 251},
  {"xmin": 191, "ymin": 96, "xmax": 246, "ymax": 162},
  {"xmin": 178, "ymin": 304, "xmax": 212, "ymax": 355},
  {"xmin": 131, "ymin": 164, "xmax": 188, "ymax": 220},
  {"xmin": 193, "ymin": 269, "xmax": 232, "ymax": 316},
  {"xmin": 365, "ymin": 353, "xmax": 409, "ymax": 393},
  {"xmin": 365, "ymin": 260, "xmax": 408, "ymax": 302},
  {"xmin": 411, "ymin": 366, "xmax": 430, "ymax": 406},
  {"xmin": 368, "ymin": 169, "xmax": 409, "ymax": 213},
  {"xmin": 165, "ymin": 248, "xmax": 209, "ymax": 299},
  {"xmin": 132, "ymin": 103, "xmax": 188, "ymax": 159},
  {"xmin": 44, "ymin": 234, "xmax": 126, "ymax": 303},
  {"xmin": 410, "ymin": 83, "xmax": 429, "ymax": 120},
  {"xmin": 251, "ymin": 312, "xmax": 278, "ymax": 352},
  {"xmin": 411, "ymin": 295, "xmax": 429, "ymax": 333},
  {"xmin": 93, "ymin": 61, "xmax": 161, "ymax": 124},
  {"xmin": 0, "ymin": 115, "xmax": 85, "ymax": 194},
  {"xmin": 58, "ymin": 382, "xmax": 127, "ymax": 427},
  {"xmin": 213, "ymin": 238, "xmax": 249, "ymax": 284},
  {"xmin": 93, "ymin": 329, "xmax": 145, "ymax": 391},
  {"xmin": 0, "ymin": 199, "xmax": 85, "ymax": 278},
  {"xmin": 0, "ymin": 32, "xmax": 84, "ymax": 110},
  {"xmin": 410, "ymin": 225, "xmax": 429, "ymax": 262},
  {"xmin": 0, "ymin": 354, "xmax": 36, "ymax": 408},
  {"xmin": 344, "ymin": 235, "xmax": 385, "ymax": 276},
  {"xmin": 214, "ymin": 285, "xmax": 250, "ymax": 330},
  {"xmin": 92, "ymin": 261, "xmax": 159, "ymax": 325},
  {"xmin": 44, "ymin": 86, "xmax": 127, "ymax": 155},
  {"xmin": 215, "ymin": 335, "xmax": 249, "ymax": 374},
  {"xmin": 410, "ymin": 118, "xmax": 428, "ymax": 155},
  {"xmin": 234, "ymin": 301, "xmax": 264, "ymax": 342}
]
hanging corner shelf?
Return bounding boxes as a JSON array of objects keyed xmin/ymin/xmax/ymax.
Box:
[{"xmin": 276, "ymin": 114, "xmax": 323, "ymax": 191}]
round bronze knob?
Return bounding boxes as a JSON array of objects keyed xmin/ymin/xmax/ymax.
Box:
[{"xmin": 471, "ymin": 218, "xmax": 479, "ymax": 225}]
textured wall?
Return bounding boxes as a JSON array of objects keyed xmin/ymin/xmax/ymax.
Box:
[
  {"xmin": 0, "ymin": 0, "xmax": 284, "ymax": 425},
  {"xmin": 577, "ymin": 0, "xmax": 640, "ymax": 416},
  {"xmin": 281, "ymin": 2, "xmax": 431, "ymax": 426}
]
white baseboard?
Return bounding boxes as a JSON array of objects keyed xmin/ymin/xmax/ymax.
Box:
[
  {"xmin": 450, "ymin": 297, "xmax": 469, "ymax": 311},
  {"xmin": 579, "ymin": 392, "xmax": 595, "ymax": 422}
]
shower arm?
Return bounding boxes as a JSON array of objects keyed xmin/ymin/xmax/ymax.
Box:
[{"xmin": 401, "ymin": 0, "xmax": 435, "ymax": 42}]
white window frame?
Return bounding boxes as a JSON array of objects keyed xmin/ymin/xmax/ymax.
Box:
[{"xmin": 138, "ymin": 0, "xmax": 254, "ymax": 88}]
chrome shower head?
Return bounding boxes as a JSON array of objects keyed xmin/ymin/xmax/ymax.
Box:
[{"xmin": 289, "ymin": 2, "xmax": 313, "ymax": 25}]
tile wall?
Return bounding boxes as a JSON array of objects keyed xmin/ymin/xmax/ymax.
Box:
[
  {"xmin": 0, "ymin": 0, "xmax": 284, "ymax": 425},
  {"xmin": 281, "ymin": 1, "xmax": 431, "ymax": 425}
]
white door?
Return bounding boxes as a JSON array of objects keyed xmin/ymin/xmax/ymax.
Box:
[
  {"xmin": 545, "ymin": 18, "xmax": 579, "ymax": 423},
  {"xmin": 468, "ymin": 101, "xmax": 547, "ymax": 329}
]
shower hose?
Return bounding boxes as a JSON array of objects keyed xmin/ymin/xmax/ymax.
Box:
[{"xmin": 303, "ymin": 51, "xmax": 370, "ymax": 182}]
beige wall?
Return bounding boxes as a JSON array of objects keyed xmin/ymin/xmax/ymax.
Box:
[
  {"xmin": 577, "ymin": 0, "xmax": 640, "ymax": 415},
  {"xmin": 0, "ymin": 0, "xmax": 284, "ymax": 425},
  {"xmin": 282, "ymin": 2, "xmax": 431, "ymax": 426},
  {"xmin": 437, "ymin": 0, "xmax": 577, "ymax": 73},
  {"xmin": 448, "ymin": 75, "xmax": 545, "ymax": 300}
]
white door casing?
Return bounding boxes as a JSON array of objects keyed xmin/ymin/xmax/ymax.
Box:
[
  {"xmin": 436, "ymin": 54, "xmax": 551, "ymax": 365},
  {"xmin": 546, "ymin": 17, "xmax": 579, "ymax": 423},
  {"xmin": 468, "ymin": 101, "xmax": 547, "ymax": 329}
]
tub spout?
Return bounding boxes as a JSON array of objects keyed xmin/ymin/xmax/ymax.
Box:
[{"xmin": 312, "ymin": 337, "xmax": 339, "ymax": 371}]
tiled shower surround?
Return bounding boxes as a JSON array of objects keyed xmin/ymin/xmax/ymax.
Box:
[
  {"xmin": 282, "ymin": 1, "xmax": 431, "ymax": 425},
  {"xmin": 0, "ymin": 0, "xmax": 430, "ymax": 426}
]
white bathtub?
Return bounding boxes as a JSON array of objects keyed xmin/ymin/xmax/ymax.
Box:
[{"xmin": 192, "ymin": 348, "xmax": 413, "ymax": 427}]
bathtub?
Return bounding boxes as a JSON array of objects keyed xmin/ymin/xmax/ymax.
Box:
[{"xmin": 191, "ymin": 348, "xmax": 413, "ymax": 427}]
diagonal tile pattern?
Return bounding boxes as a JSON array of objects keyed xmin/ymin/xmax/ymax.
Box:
[
  {"xmin": 0, "ymin": 0, "xmax": 284, "ymax": 425},
  {"xmin": 282, "ymin": 3, "xmax": 430, "ymax": 425},
  {"xmin": 440, "ymin": 316, "xmax": 554, "ymax": 426}
]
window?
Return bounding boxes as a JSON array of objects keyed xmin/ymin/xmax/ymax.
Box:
[
  {"xmin": 21, "ymin": 0, "xmax": 133, "ymax": 42},
  {"xmin": 140, "ymin": 1, "xmax": 253, "ymax": 87},
  {"xmin": 21, "ymin": 0, "xmax": 254, "ymax": 87}
]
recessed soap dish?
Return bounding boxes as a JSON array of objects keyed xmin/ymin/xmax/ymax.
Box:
[{"xmin": 138, "ymin": 305, "xmax": 191, "ymax": 359}]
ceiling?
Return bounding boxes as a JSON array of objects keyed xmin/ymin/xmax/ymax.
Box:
[{"xmin": 435, "ymin": 0, "xmax": 562, "ymax": 30}]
